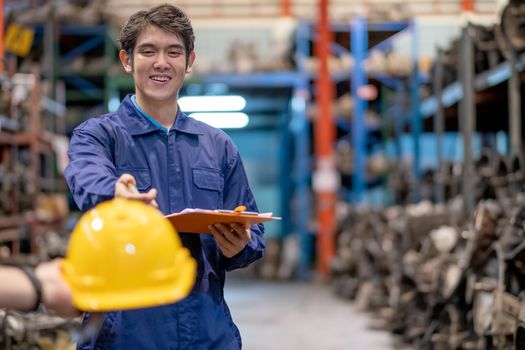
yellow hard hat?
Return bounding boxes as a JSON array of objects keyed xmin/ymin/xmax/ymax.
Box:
[{"xmin": 61, "ymin": 198, "xmax": 196, "ymax": 312}]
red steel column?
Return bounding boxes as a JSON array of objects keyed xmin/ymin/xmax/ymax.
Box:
[
  {"xmin": 462, "ymin": 0, "xmax": 473, "ymax": 12},
  {"xmin": 281, "ymin": 0, "xmax": 291, "ymax": 17},
  {"xmin": 314, "ymin": 0, "xmax": 336, "ymax": 277}
]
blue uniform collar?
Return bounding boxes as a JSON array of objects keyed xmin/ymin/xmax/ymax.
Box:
[
  {"xmin": 131, "ymin": 95, "xmax": 169, "ymax": 134},
  {"xmin": 118, "ymin": 94, "xmax": 205, "ymax": 136}
]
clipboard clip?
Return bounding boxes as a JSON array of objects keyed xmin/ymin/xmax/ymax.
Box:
[
  {"xmin": 234, "ymin": 205, "xmax": 246, "ymax": 212},
  {"xmin": 215, "ymin": 205, "xmax": 259, "ymax": 216}
]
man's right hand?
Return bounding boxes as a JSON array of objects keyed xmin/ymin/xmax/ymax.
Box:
[{"xmin": 114, "ymin": 173, "xmax": 159, "ymax": 208}]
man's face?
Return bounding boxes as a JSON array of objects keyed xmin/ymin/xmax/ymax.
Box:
[{"xmin": 120, "ymin": 25, "xmax": 195, "ymax": 106}]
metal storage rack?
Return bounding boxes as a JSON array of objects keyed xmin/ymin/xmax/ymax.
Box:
[
  {"xmin": 201, "ymin": 17, "xmax": 414, "ymax": 277},
  {"xmin": 421, "ymin": 22, "xmax": 524, "ymax": 213},
  {"xmin": 0, "ymin": 64, "xmax": 67, "ymax": 255}
]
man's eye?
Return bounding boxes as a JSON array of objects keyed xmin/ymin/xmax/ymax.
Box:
[
  {"xmin": 169, "ymin": 51, "xmax": 182, "ymax": 57},
  {"xmin": 141, "ymin": 50, "xmax": 154, "ymax": 55}
]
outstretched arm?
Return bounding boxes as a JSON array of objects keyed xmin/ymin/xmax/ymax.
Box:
[
  {"xmin": 65, "ymin": 126, "xmax": 119, "ymax": 211},
  {"xmin": 0, "ymin": 260, "xmax": 79, "ymax": 317}
]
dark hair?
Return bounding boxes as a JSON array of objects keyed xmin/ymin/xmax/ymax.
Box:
[{"xmin": 119, "ymin": 4, "xmax": 195, "ymax": 64}]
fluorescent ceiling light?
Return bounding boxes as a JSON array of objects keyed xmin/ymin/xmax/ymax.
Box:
[
  {"xmin": 179, "ymin": 95, "xmax": 246, "ymax": 112},
  {"xmin": 189, "ymin": 112, "xmax": 249, "ymax": 129}
]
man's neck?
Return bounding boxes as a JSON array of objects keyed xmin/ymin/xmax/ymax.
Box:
[{"xmin": 134, "ymin": 95, "xmax": 178, "ymax": 130}]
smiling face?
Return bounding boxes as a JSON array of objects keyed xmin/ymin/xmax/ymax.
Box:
[{"xmin": 120, "ymin": 25, "xmax": 195, "ymax": 109}]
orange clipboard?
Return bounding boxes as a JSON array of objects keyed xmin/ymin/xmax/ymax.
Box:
[{"xmin": 165, "ymin": 209, "xmax": 281, "ymax": 234}]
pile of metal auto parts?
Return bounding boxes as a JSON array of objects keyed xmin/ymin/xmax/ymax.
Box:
[
  {"xmin": 0, "ymin": 309, "xmax": 78, "ymax": 350},
  {"xmin": 331, "ymin": 151, "xmax": 525, "ymax": 349}
]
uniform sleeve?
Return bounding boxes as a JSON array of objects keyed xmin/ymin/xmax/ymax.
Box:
[
  {"xmin": 220, "ymin": 150, "xmax": 265, "ymax": 271},
  {"xmin": 64, "ymin": 124, "xmax": 118, "ymax": 211}
]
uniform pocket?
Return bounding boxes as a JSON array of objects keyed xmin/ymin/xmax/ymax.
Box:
[
  {"xmin": 133, "ymin": 169, "xmax": 151, "ymax": 192},
  {"xmin": 116, "ymin": 168, "xmax": 152, "ymax": 192},
  {"xmin": 192, "ymin": 168, "xmax": 223, "ymax": 209}
]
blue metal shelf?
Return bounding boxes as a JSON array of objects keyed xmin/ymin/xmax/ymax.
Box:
[
  {"xmin": 371, "ymin": 74, "xmax": 402, "ymax": 89},
  {"xmin": 420, "ymin": 52, "xmax": 525, "ymax": 118},
  {"xmin": 369, "ymin": 27, "xmax": 409, "ymax": 53},
  {"xmin": 350, "ymin": 18, "xmax": 413, "ymax": 202},
  {"xmin": 336, "ymin": 118, "xmax": 381, "ymax": 134},
  {"xmin": 53, "ymin": 24, "xmax": 111, "ymax": 107},
  {"xmin": 293, "ymin": 21, "xmax": 312, "ymax": 280},
  {"xmin": 201, "ymin": 71, "xmax": 300, "ymax": 88},
  {"xmin": 60, "ymin": 25, "xmax": 106, "ymax": 36},
  {"xmin": 305, "ymin": 22, "xmax": 409, "ymax": 33},
  {"xmin": 351, "ymin": 17, "xmax": 368, "ymax": 202},
  {"xmin": 31, "ymin": 24, "xmax": 106, "ymax": 36},
  {"xmin": 63, "ymin": 75, "xmax": 103, "ymax": 98},
  {"xmin": 306, "ymin": 22, "xmax": 409, "ymax": 56},
  {"xmin": 201, "ymin": 71, "xmax": 405, "ymax": 90},
  {"xmin": 60, "ymin": 35, "xmax": 105, "ymax": 65},
  {"xmin": 420, "ymin": 81, "xmax": 462, "ymax": 117},
  {"xmin": 367, "ymin": 22, "xmax": 410, "ymax": 32},
  {"xmin": 196, "ymin": 18, "xmax": 412, "ymax": 278}
]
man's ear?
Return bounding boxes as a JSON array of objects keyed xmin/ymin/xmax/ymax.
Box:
[
  {"xmin": 119, "ymin": 50, "xmax": 133, "ymax": 73},
  {"xmin": 186, "ymin": 51, "xmax": 196, "ymax": 74}
]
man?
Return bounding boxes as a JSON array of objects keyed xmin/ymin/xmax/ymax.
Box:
[
  {"xmin": 64, "ymin": 4, "xmax": 265, "ymax": 349},
  {"xmin": 0, "ymin": 259, "xmax": 77, "ymax": 316}
]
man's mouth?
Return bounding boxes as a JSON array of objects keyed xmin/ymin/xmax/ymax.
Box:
[{"xmin": 150, "ymin": 75, "xmax": 171, "ymax": 83}]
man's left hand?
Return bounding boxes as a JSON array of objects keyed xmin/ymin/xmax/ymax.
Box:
[{"xmin": 209, "ymin": 223, "xmax": 251, "ymax": 258}]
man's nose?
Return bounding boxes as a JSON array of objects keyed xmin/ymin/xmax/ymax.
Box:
[{"xmin": 154, "ymin": 55, "xmax": 169, "ymax": 69}]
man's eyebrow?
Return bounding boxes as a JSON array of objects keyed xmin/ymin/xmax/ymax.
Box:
[
  {"xmin": 136, "ymin": 43, "xmax": 185, "ymax": 51},
  {"xmin": 166, "ymin": 44, "xmax": 185, "ymax": 51},
  {"xmin": 136, "ymin": 43, "xmax": 155, "ymax": 50}
]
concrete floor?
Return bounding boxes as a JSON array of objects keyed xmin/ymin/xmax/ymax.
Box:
[{"xmin": 225, "ymin": 278, "xmax": 404, "ymax": 350}]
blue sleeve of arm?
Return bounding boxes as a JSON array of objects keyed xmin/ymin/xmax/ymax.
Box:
[
  {"xmin": 220, "ymin": 151, "xmax": 265, "ymax": 271},
  {"xmin": 64, "ymin": 126, "xmax": 118, "ymax": 211}
]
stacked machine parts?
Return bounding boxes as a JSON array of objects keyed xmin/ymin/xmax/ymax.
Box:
[
  {"xmin": 331, "ymin": 1, "xmax": 525, "ymax": 349},
  {"xmin": 0, "ymin": 67, "xmax": 77, "ymax": 348}
]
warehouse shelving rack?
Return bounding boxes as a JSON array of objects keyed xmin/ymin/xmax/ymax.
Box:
[
  {"xmin": 335, "ymin": 19, "xmax": 415, "ymax": 203},
  {"xmin": 201, "ymin": 17, "xmax": 414, "ymax": 277},
  {"xmin": 57, "ymin": 24, "xmax": 109, "ymax": 103},
  {"xmin": 421, "ymin": 22, "xmax": 524, "ymax": 213},
  {"xmin": 36, "ymin": 21, "xmax": 131, "ymax": 134},
  {"xmin": 0, "ymin": 63, "xmax": 67, "ymax": 255},
  {"xmin": 420, "ymin": 51, "xmax": 525, "ymax": 119},
  {"xmin": 200, "ymin": 33, "xmax": 309, "ymax": 276}
]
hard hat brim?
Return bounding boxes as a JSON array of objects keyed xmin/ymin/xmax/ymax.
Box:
[{"xmin": 62, "ymin": 257, "xmax": 196, "ymax": 312}]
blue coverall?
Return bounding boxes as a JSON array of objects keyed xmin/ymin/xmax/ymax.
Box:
[{"xmin": 65, "ymin": 95, "xmax": 265, "ymax": 349}]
